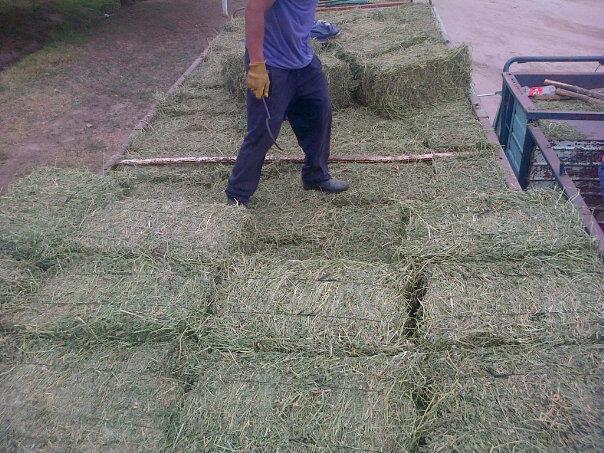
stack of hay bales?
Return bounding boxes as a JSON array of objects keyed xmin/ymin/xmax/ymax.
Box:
[
  {"xmin": 420, "ymin": 345, "xmax": 604, "ymax": 451},
  {"xmin": 0, "ymin": 341, "xmax": 180, "ymax": 451},
  {"xmin": 0, "ymin": 168, "xmax": 125, "ymax": 262},
  {"xmin": 74, "ymin": 198, "xmax": 251, "ymax": 262},
  {"xmin": 419, "ymin": 260, "xmax": 604, "ymax": 348},
  {"xmin": 171, "ymin": 351, "xmax": 421, "ymax": 451},
  {"xmin": 207, "ymin": 256, "xmax": 413, "ymax": 355},
  {"xmin": 1, "ymin": 256, "xmax": 215, "ymax": 342}
]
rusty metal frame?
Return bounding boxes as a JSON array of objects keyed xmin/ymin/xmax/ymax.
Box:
[
  {"xmin": 502, "ymin": 72, "xmax": 604, "ymax": 121},
  {"xmin": 528, "ymin": 125, "xmax": 604, "ymax": 254}
]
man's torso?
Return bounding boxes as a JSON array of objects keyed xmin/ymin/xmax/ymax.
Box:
[{"xmin": 263, "ymin": 0, "xmax": 317, "ymax": 69}]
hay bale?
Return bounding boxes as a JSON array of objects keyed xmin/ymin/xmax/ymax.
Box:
[
  {"xmin": 0, "ymin": 255, "xmax": 36, "ymax": 305},
  {"xmin": 113, "ymin": 160, "xmax": 511, "ymax": 262},
  {"xmin": 172, "ymin": 351, "xmax": 421, "ymax": 451},
  {"xmin": 356, "ymin": 43, "xmax": 472, "ymax": 118},
  {"xmin": 318, "ymin": 6, "xmax": 470, "ymax": 117},
  {"xmin": 0, "ymin": 342, "xmax": 180, "ymax": 451},
  {"xmin": 419, "ymin": 261, "xmax": 604, "ymax": 348},
  {"xmin": 0, "ymin": 167, "xmax": 124, "ymax": 261},
  {"xmin": 74, "ymin": 198, "xmax": 251, "ymax": 263},
  {"xmin": 208, "ymin": 256, "xmax": 413, "ymax": 355},
  {"xmin": 421, "ymin": 345, "xmax": 604, "ymax": 451},
  {"xmin": 251, "ymin": 196, "xmax": 408, "ymax": 262},
  {"xmin": 115, "ymin": 151, "xmax": 506, "ymax": 208},
  {"xmin": 400, "ymin": 190, "xmax": 596, "ymax": 262},
  {"xmin": 1, "ymin": 256, "xmax": 215, "ymax": 342}
]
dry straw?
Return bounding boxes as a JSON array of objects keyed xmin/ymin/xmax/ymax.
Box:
[
  {"xmin": 0, "ymin": 167, "xmax": 125, "ymax": 262},
  {"xmin": 419, "ymin": 344, "xmax": 604, "ymax": 452},
  {"xmin": 0, "ymin": 341, "xmax": 180, "ymax": 451},
  {"xmin": 418, "ymin": 260, "xmax": 604, "ymax": 349},
  {"xmin": 171, "ymin": 351, "xmax": 422, "ymax": 451},
  {"xmin": 74, "ymin": 198, "xmax": 251, "ymax": 263},
  {"xmin": 1, "ymin": 255, "xmax": 214, "ymax": 343},
  {"xmin": 205, "ymin": 256, "xmax": 414, "ymax": 355}
]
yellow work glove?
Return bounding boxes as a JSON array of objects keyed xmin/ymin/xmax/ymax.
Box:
[{"xmin": 246, "ymin": 62, "xmax": 270, "ymax": 99}]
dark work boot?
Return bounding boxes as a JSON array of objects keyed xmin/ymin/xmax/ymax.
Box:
[
  {"xmin": 226, "ymin": 197, "xmax": 249, "ymax": 208},
  {"xmin": 303, "ymin": 179, "xmax": 349, "ymax": 193}
]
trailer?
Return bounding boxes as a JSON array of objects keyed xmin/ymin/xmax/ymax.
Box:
[{"xmin": 494, "ymin": 56, "xmax": 604, "ymax": 254}]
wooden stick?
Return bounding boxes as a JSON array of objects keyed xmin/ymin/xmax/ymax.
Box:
[
  {"xmin": 555, "ymin": 88, "xmax": 604, "ymax": 105},
  {"xmin": 545, "ymin": 79, "xmax": 604, "ymax": 101},
  {"xmin": 316, "ymin": 1, "xmax": 412, "ymax": 12},
  {"xmin": 115, "ymin": 152, "xmax": 460, "ymax": 168}
]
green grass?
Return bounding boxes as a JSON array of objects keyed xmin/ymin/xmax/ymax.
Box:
[{"xmin": 0, "ymin": 0, "xmax": 119, "ymax": 42}]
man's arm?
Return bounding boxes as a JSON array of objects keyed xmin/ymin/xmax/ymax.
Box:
[
  {"xmin": 245, "ymin": 0, "xmax": 275, "ymax": 98},
  {"xmin": 245, "ymin": 0, "xmax": 276, "ymax": 63}
]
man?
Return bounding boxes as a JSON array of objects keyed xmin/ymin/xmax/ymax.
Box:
[{"xmin": 225, "ymin": 0, "xmax": 349, "ymax": 206}]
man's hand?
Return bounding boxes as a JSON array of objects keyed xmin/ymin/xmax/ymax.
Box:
[{"xmin": 247, "ymin": 62, "xmax": 270, "ymax": 99}]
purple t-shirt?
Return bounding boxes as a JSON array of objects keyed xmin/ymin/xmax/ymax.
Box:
[{"xmin": 263, "ymin": 0, "xmax": 317, "ymax": 69}]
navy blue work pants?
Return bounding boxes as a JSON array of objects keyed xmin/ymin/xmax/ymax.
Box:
[{"xmin": 225, "ymin": 55, "xmax": 332, "ymax": 202}]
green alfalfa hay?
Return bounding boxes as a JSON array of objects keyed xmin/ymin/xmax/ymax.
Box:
[
  {"xmin": 221, "ymin": 52, "xmax": 246, "ymax": 102},
  {"xmin": 128, "ymin": 86, "xmax": 245, "ymax": 159},
  {"xmin": 318, "ymin": 5, "xmax": 471, "ymax": 117},
  {"xmin": 430, "ymin": 152, "xmax": 508, "ymax": 196},
  {"xmin": 0, "ymin": 340, "xmax": 181, "ymax": 451},
  {"xmin": 129, "ymin": 85, "xmax": 485, "ymax": 161},
  {"xmin": 410, "ymin": 99, "xmax": 490, "ymax": 150},
  {"xmin": 317, "ymin": 5, "xmax": 444, "ymax": 56},
  {"xmin": 203, "ymin": 256, "xmax": 414, "ymax": 356},
  {"xmin": 72, "ymin": 197, "xmax": 252, "ymax": 263},
  {"xmin": 113, "ymin": 164, "xmax": 412, "ymax": 263},
  {"xmin": 355, "ymin": 43, "xmax": 472, "ymax": 119},
  {"xmin": 115, "ymin": 148, "xmax": 504, "ymax": 207},
  {"xmin": 110, "ymin": 158, "xmax": 508, "ymax": 262},
  {"xmin": 170, "ymin": 350, "xmax": 422, "ymax": 451},
  {"xmin": 316, "ymin": 50, "xmax": 358, "ymax": 109},
  {"xmin": 0, "ymin": 255, "xmax": 38, "ymax": 305},
  {"xmin": 418, "ymin": 344, "xmax": 604, "ymax": 452},
  {"xmin": 0, "ymin": 167, "xmax": 125, "ymax": 263},
  {"xmin": 538, "ymin": 120, "xmax": 587, "ymax": 141},
  {"xmin": 113, "ymin": 163, "xmax": 416, "ymax": 261},
  {"xmin": 399, "ymin": 190, "xmax": 597, "ymax": 263},
  {"xmin": 249, "ymin": 189, "xmax": 409, "ymax": 263},
  {"xmin": 1, "ymin": 254, "xmax": 215, "ymax": 343},
  {"xmin": 418, "ymin": 259, "xmax": 604, "ymax": 349}
]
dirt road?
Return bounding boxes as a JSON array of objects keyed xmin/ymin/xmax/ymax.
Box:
[
  {"xmin": 0, "ymin": 0, "xmax": 240, "ymax": 191},
  {"xmin": 432, "ymin": 0, "xmax": 604, "ymax": 120}
]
